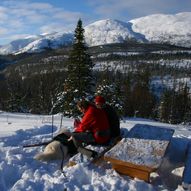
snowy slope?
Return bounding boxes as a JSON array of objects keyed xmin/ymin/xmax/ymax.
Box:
[
  {"xmin": 84, "ymin": 19, "xmax": 146, "ymax": 46},
  {"xmin": 0, "ymin": 12, "xmax": 191, "ymax": 55},
  {"xmin": 0, "ymin": 33, "xmax": 73, "ymax": 55},
  {"xmin": 13, "ymin": 32, "xmax": 74, "ymax": 54},
  {"xmin": 0, "ymin": 36, "xmax": 39, "ymax": 55},
  {"xmin": 0, "ymin": 112, "xmax": 191, "ymax": 190},
  {"xmin": 130, "ymin": 12, "xmax": 191, "ymax": 47}
]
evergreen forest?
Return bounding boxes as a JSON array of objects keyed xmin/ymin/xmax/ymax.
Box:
[{"xmin": 0, "ymin": 20, "xmax": 190, "ymax": 124}]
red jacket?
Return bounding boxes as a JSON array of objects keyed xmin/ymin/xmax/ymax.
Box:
[{"xmin": 74, "ymin": 105, "xmax": 110, "ymax": 144}]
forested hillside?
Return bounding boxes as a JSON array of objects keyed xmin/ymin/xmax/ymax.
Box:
[{"xmin": 0, "ymin": 42, "xmax": 190, "ymax": 124}]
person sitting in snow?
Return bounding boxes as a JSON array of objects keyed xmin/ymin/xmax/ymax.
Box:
[
  {"xmin": 70, "ymin": 98, "xmax": 111, "ymax": 158},
  {"xmin": 37, "ymin": 98, "xmax": 111, "ymax": 161},
  {"xmin": 94, "ymin": 95, "xmax": 120, "ymax": 140}
]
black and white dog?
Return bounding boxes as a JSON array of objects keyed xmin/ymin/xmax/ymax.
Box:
[
  {"xmin": 34, "ymin": 140, "xmax": 68, "ymax": 161},
  {"xmin": 34, "ymin": 129, "xmax": 71, "ymax": 162}
]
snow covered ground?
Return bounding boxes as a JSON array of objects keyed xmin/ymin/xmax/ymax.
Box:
[{"xmin": 0, "ymin": 111, "xmax": 191, "ymax": 191}]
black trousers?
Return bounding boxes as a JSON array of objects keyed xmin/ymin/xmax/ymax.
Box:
[
  {"xmin": 71, "ymin": 132, "xmax": 98, "ymax": 158},
  {"xmin": 71, "ymin": 132, "xmax": 96, "ymax": 148}
]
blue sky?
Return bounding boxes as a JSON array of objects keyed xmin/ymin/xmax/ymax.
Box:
[{"xmin": 0, "ymin": 0, "xmax": 191, "ymax": 45}]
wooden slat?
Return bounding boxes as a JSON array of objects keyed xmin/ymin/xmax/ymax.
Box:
[
  {"xmin": 68, "ymin": 161, "xmax": 76, "ymax": 167},
  {"xmin": 112, "ymin": 163, "xmax": 151, "ymax": 182},
  {"xmin": 104, "ymin": 156, "xmax": 155, "ymax": 172}
]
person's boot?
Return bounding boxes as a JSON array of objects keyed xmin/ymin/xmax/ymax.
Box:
[{"xmin": 77, "ymin": 147, "xmax": 98, "ymax": 159}]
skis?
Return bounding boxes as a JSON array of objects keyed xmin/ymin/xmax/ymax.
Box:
[{"xmin": 23, "ymin": 141, "xmax": 52, "ymax": 148}]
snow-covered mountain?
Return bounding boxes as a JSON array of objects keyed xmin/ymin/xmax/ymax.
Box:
[
  {"xmin": 130, "ymin": 12, "xmax": 191, "ymax": 48},
  {"xmin": 84, "ymin": 19, "xmax": 146, "ymax": 46},
  {"xmin": 0, "ymin": 36, "xmax": 39, "ymax": 55},
  {"xmin": 14, "ymin": 32, "xmax": 74, "ymax": 54},
  {"xmin": 6, "ymin": 32, "xmax": 74, "ymax": 55},
  {"xmin": 0, "ymin": 12, "xmax": 191, "ymax": 55}
]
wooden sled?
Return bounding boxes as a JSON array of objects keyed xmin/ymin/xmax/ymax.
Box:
[
  {"xmin": 104, "ymin": 125, "xmax": 175, "ymax": 182},
  {"xmin": 104, "ymin": 138, "xmax": 170, "ymax": 182}
]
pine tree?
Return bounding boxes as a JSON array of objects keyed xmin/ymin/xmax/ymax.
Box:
[
  {"xmin": 55, "ymin": 19, "xmax": 94, "ymax": 117},
  {"xmin": 174, "ymin": 83, "xmax": 191, "ymax": 124},
  {"xmin": 158, "ymin": 83, "xmax": 191, "ymax": 124},
  {"xmin": 183, "ymin": 84, "xmax": 191, "ymax": 124},
  {"xmin": 95, "ymin": 77, "xmax": 124, "ymax": 117},
  {"xmin": 158, "ymin": 89, "xmax": 173, "ymax": 123},
  {"xmin": 130, "ymin": 68, "xmax": 156, "ymax": 118},
  {"xmin": 123, "ymin": 74, "xmax": 133, "ymax": 117}
]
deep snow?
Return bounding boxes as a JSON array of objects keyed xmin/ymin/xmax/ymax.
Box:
[{"xmin": 0, "ymin": 111, "xmax": 191, "ymax": 191}]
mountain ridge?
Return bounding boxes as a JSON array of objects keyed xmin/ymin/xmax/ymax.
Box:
[{"xmin": 0, "ymin": 12, "xmax": 190, "ymax": 55}]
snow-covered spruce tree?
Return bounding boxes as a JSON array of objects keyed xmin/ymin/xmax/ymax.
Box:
[
  {"xmin": 54, "ymin": 19, "xmax": 94, "ymax": 117},
  {"xmin": 95, "ymin": 78, "xmax": 124, "ymax": 117}
]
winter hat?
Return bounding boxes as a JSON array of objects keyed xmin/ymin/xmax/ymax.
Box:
[{"xmin": 95, "ymin": 96, "xmax": 105, "ymax": 104}]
